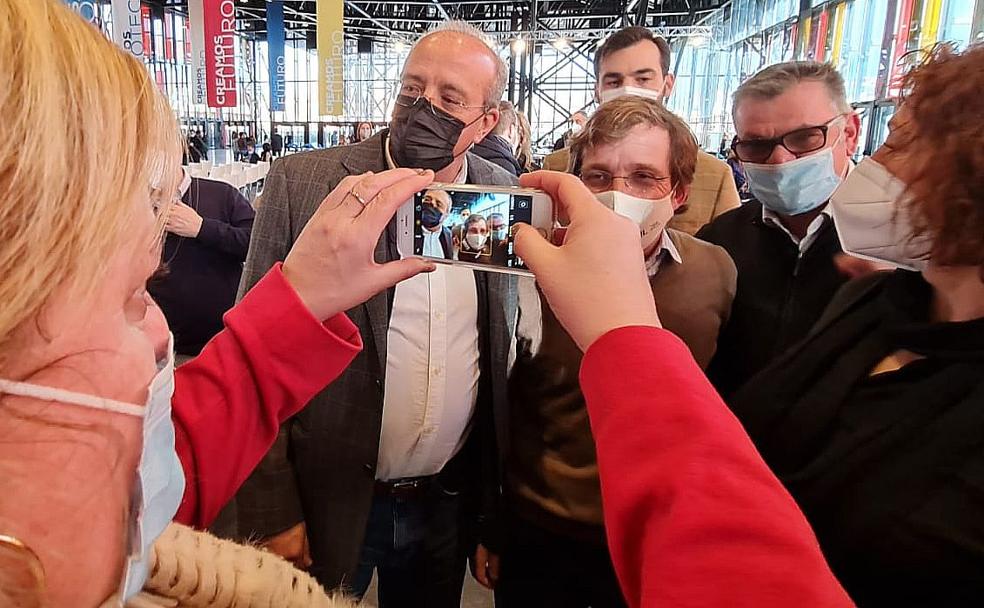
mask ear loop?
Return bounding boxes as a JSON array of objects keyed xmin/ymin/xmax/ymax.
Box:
[{"xmin": 0, "ymin": 534, "xmax": 46, "ymax": 608}]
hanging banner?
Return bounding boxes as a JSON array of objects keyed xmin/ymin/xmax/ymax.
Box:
[
  {"xmin": 111, "ymin": 0, "xmax": 144, "ymax": 59},
  {"xmin": 268, "ymin": 1, "xmax": 286, "ymax": 112},
  {"xmin": 203, "ymin": 0, "xmax": 237, "ymax": 107},
  {"xmin": 317, "ymin": 0, "xmax": 344, "ymax": 117},
  {"xmin": 188, "ymin": 0, "xmax": 207, "ymax": 105}
]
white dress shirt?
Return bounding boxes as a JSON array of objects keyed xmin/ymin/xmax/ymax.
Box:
[
  {"xmin": 644, "ymin": 230, "xmax": 684, "ymax": 276},
  {"xmin": 376, "ymin": 147, "xmax": 479, "ymax": 481},
  {"xmin": 762, "ymin": 206, "xmax": 832, "ymax": 254},
  {"xmin": 421, "ymin": 227, "xmax": 447, "ymax": 258}
]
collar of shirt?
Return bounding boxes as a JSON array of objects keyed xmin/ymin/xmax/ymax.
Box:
[
  {"xmin": 384, "ymin": 135, "xmax": 469, "ymax": 184},
  {"xmin": 762, "ymin": 205, "xmax": 831, "ymax": 254},
  {"xmin": 644, "ymin": 230, "xmax": 683, "ymax": 277}
]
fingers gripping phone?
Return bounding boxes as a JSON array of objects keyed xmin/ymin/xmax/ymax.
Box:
[{"xmin": 397, "ymin": 183, "xmax": 554, "ymax": 276}]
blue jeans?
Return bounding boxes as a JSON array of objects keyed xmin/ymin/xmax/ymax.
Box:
[{"xmin": 348, "ymin": 480, "xmax": 467, "ymax": 608}]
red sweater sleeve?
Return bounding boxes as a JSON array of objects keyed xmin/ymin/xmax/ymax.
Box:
[
  {"xmin": 579, "ymin": 326, "xmax": 853, "ymax": 608},
  {"xmin": 171, "ymin": 263, "xmax": 362, "ymax": 528}
]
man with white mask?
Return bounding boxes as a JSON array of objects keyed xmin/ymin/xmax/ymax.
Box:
[
  {"xmin": 696, "ymin": 61, "xmax": 860, "ymax": 398},
  {"xmin": 542, "ymin": 26, "xmax": 740, "ymax": 235},
  {"xmin": 474, "ymin": 96, "xmax": 736, "ymax": 606}
]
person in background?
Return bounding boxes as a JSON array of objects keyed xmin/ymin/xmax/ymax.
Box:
[
  {"xmin": 727, "ymin": 44, "xmax": 984, "ymax": 607},
  {"xmin": 516, "ymin": 111, "xmax": 537, "ymax": 172},
  {"xmin": 190, "ymin": 128, "xmax": 209, "ymax": 161},
  {"xmin": 231, "ymin": 20, "xmax": 517, "ymax": 607},
  {"xmin": 696, "ymin": 62, "xmax": 858, "ymax": 398},
  {"xmin": 148, "ymin": 171, "xmax": 256, "ymax": 361},
  {"xmin": 483, "ymin": 96, "xmax": 736, "ymax": 607},
  {"xmin": 354, "ymin": 121, "xmax": 373, "ymax": 143},
  {"xmin": 542, "ymin": 26, "xmax": 740, "ymax": 236},
  {"xmin": 456, "ymin": 213, "xmax": 492, "ymax": 263},
  {"xmin": 235, "ymin": 132, "xmax": 248, "ymax": 162},
  {"xmin": 186, "ymin": 136, "xmax": 203, "ymax": 163},
  {"xmin": 512, "ymin": 170, "xmax": 851, "ymax": 608},
  {"xmin": 259, "ymin": 142, "xmax": 274, "ymax": 163},
  {"xmin": 473, "ymin": 100, "xmax": 524, "ymax": 176},
  {"xmin": 271, "ymin": 128, "xmax": 284, "ymax": 157},
  {"xmin": 488, "ymin": 212, "xmax": 509, "ymax": 265},
  {"xmin": 419, "ymin": 189, "xmax": 454, "ymax": 260},
  {"xmin": 552, "ymin": 111, "xmax": 587, "ymax": 151}
]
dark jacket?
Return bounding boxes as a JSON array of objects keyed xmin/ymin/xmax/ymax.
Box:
[
  {"xmin": 472, "ymin": 134, "xmax": 523, "ymax": 176},
  {"xmin": 149, "ymin": 178, "xmax": 254, "ymax": 356},
  {"xmin": 230, "ymin": 132, "xmax": 519, "ymax": 589},
  {"xmin": 271, "ymin": 132, "xmax": 284, "ymax": 153},
  {"xmin": 696, "ymin": 199, "xmax": 847, "ymax": 397},
  {"xmin": 730, "ymin": 270, "xmax": 984, "ymax": 606}
]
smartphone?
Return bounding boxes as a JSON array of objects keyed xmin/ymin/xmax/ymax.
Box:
[{"xmin": 397, "ymin": 183, "xmax": 554, "ymax": 275}]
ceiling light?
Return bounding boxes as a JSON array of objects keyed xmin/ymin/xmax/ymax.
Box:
[
  {"xmin": 689, "ymin": 34, "xmax": 709, "ymax": 48},
  {"xmin": 511, "ymin": 38, "xmax": 527, "ymax": 55},
  {"xmin": 552, "ymin": 37, "xmax": 569, "ymax": 50}
]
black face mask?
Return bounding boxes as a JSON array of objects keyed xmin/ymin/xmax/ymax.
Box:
[
  {"xmin": 420, "ymin": 203, "xmax": 445, "ymax": 229},
  {"xmin": 390, "ymin": 95, "xmax": 484, "ymax": 171}
]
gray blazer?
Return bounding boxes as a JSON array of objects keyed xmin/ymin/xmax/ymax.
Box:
[{"xmin": 229, "ymin": 132, "xmax": 518, "ymax": 589}]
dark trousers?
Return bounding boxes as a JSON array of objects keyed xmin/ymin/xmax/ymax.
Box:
[
  {"xmin": 348, "ymin": 479, "xmax": 467, "ymax": 607},
  {"xmin": 496, "ymin": 512, "xmax": 627, "ymax": 608}
]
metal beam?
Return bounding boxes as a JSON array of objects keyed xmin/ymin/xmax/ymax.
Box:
[{"xmin": 431, "ymin": 0, "xmax": 451, "ymax": 20}]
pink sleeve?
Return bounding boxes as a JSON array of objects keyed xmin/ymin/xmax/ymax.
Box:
[
  {"xmin": 579, "ymin": 326, "xmax": 853, "ymax": 608},
  {"xmin": 172, "ymin": 263, "xmax": 362, "ymax": 528}
]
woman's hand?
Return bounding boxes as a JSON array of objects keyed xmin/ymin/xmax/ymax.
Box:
[
  {"xmin": 514, "ymin": 171, "xmax": 661, "ymax": 351},
  {"xmin": 282, "ymin": 168, "xmax": 437, "ymax": 321}
]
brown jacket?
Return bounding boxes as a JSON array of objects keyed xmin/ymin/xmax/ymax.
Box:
[
  {"xmin": 507, "ymin": 230, "xmax": 737, "ymax": 535},
  {"xmin": 542, "ymin": 147, "xmax": 741, "ymax": 235}
]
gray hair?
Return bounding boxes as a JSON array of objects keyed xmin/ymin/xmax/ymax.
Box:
[
  {"xmin": 492, "ymin": 100, "xmax": 518, "ymax": 136},
  {"xmin": 733, "ymin": 61, "xmax": 851, "ymax": 117},
  {"xmin": 413, "ymin": 20, "xmax": 508, "ymax": 108}
]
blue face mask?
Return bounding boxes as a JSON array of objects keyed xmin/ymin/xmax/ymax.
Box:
[
  {"xmin": 743, "ymin": 143, "xmax": 844, "ymax": 216},
  {"xmin": 0, "ymin": 335, "xmax": 185, "ymax": 604}
]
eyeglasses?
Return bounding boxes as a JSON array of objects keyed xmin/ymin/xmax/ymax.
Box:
[
  {"xmin": 395, "ymin": 83, "xmax": 488, "ymax": 119},
  {"xmin": 731, "ymin": 114, "xmax": 846, "ymax": 163},
  {"xmin": 580, "ymin": 169, "xmax": 671, "ymax": 198}
]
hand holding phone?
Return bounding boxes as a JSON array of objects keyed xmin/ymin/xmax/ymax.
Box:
[
  {"xmin": 400, "ymin": 183, "xmax": 554, "ymax": 276},
  {"xmin": 513, "ymin": 171, "xmax": 662, "ymax": 351}
]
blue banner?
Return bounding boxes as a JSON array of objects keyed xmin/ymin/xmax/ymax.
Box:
[{"xmin": 268, "ymin": 1, "xmax": 286, "ymax": 112}]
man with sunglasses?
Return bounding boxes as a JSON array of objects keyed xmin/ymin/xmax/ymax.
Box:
[
  {"xmin": 696, "ymin": 61, "xmax": 860, "ymax": 398},
  {"xmin": 231, "ymin": 20, "xmax": 518, "ymax": 607},
  {"xmin": 479, "ymin": 95, "xmax": 736, "ymax": 607}
]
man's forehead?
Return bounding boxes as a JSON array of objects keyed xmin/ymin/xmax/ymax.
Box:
[
  {"xmin": 599, "ymin": 40, "xmax": 663, "ymax": 73},
  {"xmin": 735, "ymin": 82, "xmax": 840, "ymax": 136}
]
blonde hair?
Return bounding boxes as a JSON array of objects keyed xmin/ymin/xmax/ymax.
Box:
[
  {"xmin": 0, "ymin": 0, "xmax": 182, "ymax": 364},
  {"xmin": 0, "ymin": 0, "xmax": 182, "ymax": 603},
  {"xmin": 516, "ymin": 111, "xmax": 534, "ymax": 173}
]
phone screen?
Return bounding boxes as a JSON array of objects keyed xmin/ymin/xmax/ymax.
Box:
[{"xmin": 413, "ymin": 188, "xmax": 533, "ymax": 270}]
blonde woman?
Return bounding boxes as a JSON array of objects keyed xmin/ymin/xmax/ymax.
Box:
[
  {"xmin": 0, "ymin": 1, "xmax": 433, "ymax": 606},
  {"xmin": 516, "ymin": 111, "xmax": 537, "ymax": 173}
]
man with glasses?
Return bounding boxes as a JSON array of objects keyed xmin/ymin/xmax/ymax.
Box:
[
  {"xmin": 696, "ymin": 61, "xmax": 860, "ymax": 398},
  {"xmin": 479, "ymin": 95, "xmax": 736, "ymax": 606},
  {"xmin": 542, "ymin": 26, "xmax": 740, "ymax": 235},
  {"xmin": 231, "ymin": 20, "xmax": 518, "ymax": 607}
]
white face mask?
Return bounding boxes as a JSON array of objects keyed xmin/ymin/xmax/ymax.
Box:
[
  {"xmin": 465, "ymin": 233, "xmax": 489, "ymax": 251},
  {"xmin": 829, "ymin": 157, "xmax": 930, "ymax": 272},
  {"xmin": 594, "ymin": 190, "xmax": 675, "ymax": 252},
  {"xmin": 0, "ymin": 336, "xmax": 185, "ymax": 604},
  {"xmin": 599, "ymin": 85, "xmax": 664, "ymax": 105}
]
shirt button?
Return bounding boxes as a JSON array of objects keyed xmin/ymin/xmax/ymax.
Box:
[
  {"xmin": 432, "ymin": 367, "xmax": 442, "ymax": 377},
  {"xmin": 363, "ymin": 463, "xmax": 374, "ymax": 472},
  {"xmin": 434, "ymin": 311, "xmax": 444, "ymax": 321}
]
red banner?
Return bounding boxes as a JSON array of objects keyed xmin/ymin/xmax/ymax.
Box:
[{"xmin": 203, "ymin": 0, "xmax": 237, "ymax": 107}]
